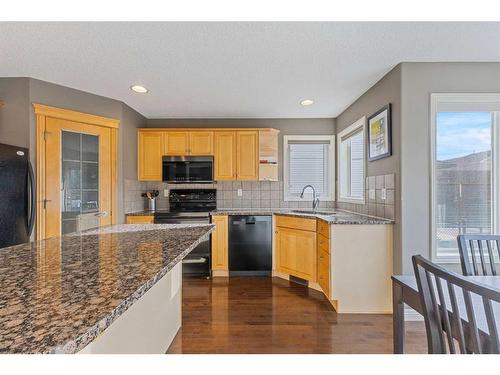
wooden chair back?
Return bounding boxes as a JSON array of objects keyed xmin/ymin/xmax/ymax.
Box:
[
  {"xmin": 457, "ymin": 235, "xmax": 500, "ymax": 276},
  {"xmin": 412, "ymin": 255, "xmax": 500, "ymax": 354}
]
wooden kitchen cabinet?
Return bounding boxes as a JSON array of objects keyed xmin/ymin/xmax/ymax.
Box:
[
  {"xmin": 318, "ymin": 246, "xmax": 330, "ymax": 297},
  {"xmin": 236, "ymin": 131, "xmax": 259, "ymax": 180},
  {"xmin": 275, "ymin": 219, "xmax": 317, "ymax": 282},
  {"xmin": 259, "ymin": 129, "xmax": 279, "ymax": 181},
  {"xmin": 211, "ymin": 215, "xmax": 229, "ymax": 274},
  {"xmin": 165, "ymin": 131, "xmax": 189, "ymax": 155},
  {"xmin": 126, "ymin": 215, "xmax": 154, "ymax": 224},
  {"xmin": 138, "ymin": 131, "xmax": 164, "ymax": 181},
  {"xmin": 189, "ymin": 131, "xmax": 213, "ymax": 155},
  {"xmin": 214, "ymin": 132, "xmax": 237, "ymax": 180}
]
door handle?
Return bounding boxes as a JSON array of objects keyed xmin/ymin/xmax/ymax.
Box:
[
  {"xmin": 182, "ymin": 258, "xmax": 207, "ymax": 264},
  {"xmin": 94, "ymin": 211, "xmax": 108, "ymax": 217},
  {"xmin": 27, "ymin": 160, "xmax": 36, "ymax": 236},
  {"xmin": 43, "ymin": 199, "xmax": 52, "ymax": 209}
]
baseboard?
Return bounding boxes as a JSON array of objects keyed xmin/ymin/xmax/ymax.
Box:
[{"xmin": 404, "ymin": 307, "xmax": 424, "ymax": 321}]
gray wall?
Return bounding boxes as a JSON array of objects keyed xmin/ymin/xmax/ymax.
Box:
[
  {"xmin": 334, "ymin": 64, "xmax": 402, "ymax": 273},
  {"xmin": 400, "ymin": 62, "xmax": 500, "ymax": 274},
  {"xmin": 146, "ymin": 118, "xmax": 335, "ymax": 180},
  {"xmin": 0, "ymin": 78, "xmax": 30, "ymax": 148}
]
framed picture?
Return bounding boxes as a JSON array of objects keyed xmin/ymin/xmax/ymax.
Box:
[{"xmin": 367, "ymin": 104, "xmax": 392, "ymax": 161}]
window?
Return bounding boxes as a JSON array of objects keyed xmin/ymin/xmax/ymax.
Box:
[
  {"xmin": 431, "ymin": 94, "xmax": 500, "ymax": 261},
  {"xmin": 338, "ymin": 117, "xmax": 365, "ymax": 203},
  {"xmin": 283, "ymin": 135, "xmax": 335, "ymax": 201}
]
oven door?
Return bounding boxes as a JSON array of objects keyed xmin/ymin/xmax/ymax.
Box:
[{"xmin": 154, "ymin": 215, "xmax": 211, "ymax": 277}]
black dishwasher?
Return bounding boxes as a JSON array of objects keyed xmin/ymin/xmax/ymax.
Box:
[{"xmin": 229, "ymin": 215, "xmax": 272, "ymax": 276}]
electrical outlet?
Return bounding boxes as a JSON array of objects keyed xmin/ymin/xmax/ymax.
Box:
[
  {"xmin": 163, "ymin": 189, "xmax": 169, "ymax": 197},
  {"xmin": 237, "ymin": 188, "xmax": 243, "ymax": 197},
  {"xmin": 381, "ymin": 188, "xmax": 387, "ymax": 200},
  {"xmin": 369, "ymin": 189, "xmax": 376, "ymax": 200}
]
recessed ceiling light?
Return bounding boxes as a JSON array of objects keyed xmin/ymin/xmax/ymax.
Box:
[
  {"xmin": 300, "ymin": 99, "xmax": 314, "ymax": 106},
  {"xmin": 130, "ymin": 85, "xmax": 148, "ymax": 93}
]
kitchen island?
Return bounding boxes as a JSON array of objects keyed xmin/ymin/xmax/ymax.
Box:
[{"xmin": 0, "ymin": 223, "xmax": 214, "ymax": 354}]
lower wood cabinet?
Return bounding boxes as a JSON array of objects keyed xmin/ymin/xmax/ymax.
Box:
[
  {"xmin": 211, "ymin": 215, "xmax": 229, "ymax": 272},
  {"xmin": 126, "ymin": 215, "xmax": 154, "ymax": 224},
  {"xmin": 276, "ymin": 223, "xmax": 317, "ymax": 282},
  {"xmin": 317, "ymin": 235, "xmax": 330, "ymax": 297}
]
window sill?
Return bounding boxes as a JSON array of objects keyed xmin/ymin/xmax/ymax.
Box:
[{"xmin": 284, "ymin": 196, "xmax": 335, "ymax": 202}]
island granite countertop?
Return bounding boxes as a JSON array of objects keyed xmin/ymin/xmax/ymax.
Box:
[
  {"xmin": 210, "ymin": 209, "xmax": 393, "ymax": 225},
  {"xmin": 0, "ymin": 223, "xmax": 214, "ymax": 354}
]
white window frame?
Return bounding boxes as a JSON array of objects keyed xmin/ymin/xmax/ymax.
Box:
[
  {"xmin": 430, "ymin": 93, "xmax": 500, "ymax": 263},
  {"xmin": 283, "ymin": 135, "xmax": 336, "ymax": 202},
  {"xmin": 337, "ymin": 116, "xmax": 366, "ymax": 204}
]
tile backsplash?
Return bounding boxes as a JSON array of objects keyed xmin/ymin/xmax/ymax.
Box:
[
  {"xmin": 335, "ymin": 173, "xmax": 396, "ymax": 220},
  {"xmin": 124, "ymin": 179, "xmax": 335, "ymax": 213},
  {"xmin": 124, "ymin": 173, "xmax": 395, "ymax": 221}
]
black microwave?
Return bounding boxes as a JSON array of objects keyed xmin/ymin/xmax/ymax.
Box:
[{"xmin": 162, "ymin": 156, "xmax": 214, "ymax": 183}]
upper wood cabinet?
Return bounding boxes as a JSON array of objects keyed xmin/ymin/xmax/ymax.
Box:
[
  {"xmin": 236, "ymin": 131, "xmax": 259, "ymax": 180},
  {"xmin": 214, "ymin": 131, "xmax": 236, "ymax": 180},
  {"xmin": 137, "ymin": 128, "xmax": 278, "ymax": 181},
  {"xmin": 138, "ymin": 131, "xmax": 164, "ymax": 181},
  {"xmin": 165, "ymin": 131, "xmax": 189, "ymax": 155},
  {"xmin": 189, "ymin": 131, "xmax": 213, "ymax": 155},
  {"xmin": 259, "ymin": 129, "xmax": 279, "ymax": 181}
]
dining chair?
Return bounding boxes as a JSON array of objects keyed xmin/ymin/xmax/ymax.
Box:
[
  {"xmin": 457, "ymin": 235, "xmax": 500, "ymax": 276},
  {"xmin": 412, "ymin": 255, "xmax": 500, "ymax": 354}
]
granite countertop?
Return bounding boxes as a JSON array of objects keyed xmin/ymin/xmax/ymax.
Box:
[
  {"xmin": 210, "ymin": 209, "xmax": 393, "ymax": 225},
  {"xmin": 0, "ymin": 223, "xmax": 214, "ymax": 354}
]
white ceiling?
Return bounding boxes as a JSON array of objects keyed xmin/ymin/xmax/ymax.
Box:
[{"xmin": 1, "ymin": 22, "xmax": 500, "ymax": 119}]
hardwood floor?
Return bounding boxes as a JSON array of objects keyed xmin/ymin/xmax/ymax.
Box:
[{"xmin": 167, "ymin": 276, "xmax": 427, "ymax": 354}]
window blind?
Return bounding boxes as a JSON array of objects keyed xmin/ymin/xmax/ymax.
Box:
[
  {"xmin": 339, "ymin": 128, "xmax": 364, "ymax": 200},
  {"xmin": 349, "ymin": 132, "xmax": 364, "ymax": 198},
  {"xmin": 287, "ymin": 141, "xmax": 330, "ymax": 199}
]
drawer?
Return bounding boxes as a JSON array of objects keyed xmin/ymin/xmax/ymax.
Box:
[
  {"xmin": 318, "ymin": 219, "xmax": 330, "ymax": 238},
  {"xmin": 317, "ymin": 234, "xmax": 330, "ymax": 254},
  {"xmin": 126, "ymin": 215, "xmax": 154, "ymax": 224},
  {"xmin": 275, "ymin": 215, "xmax": 316, "ymax": 232}
]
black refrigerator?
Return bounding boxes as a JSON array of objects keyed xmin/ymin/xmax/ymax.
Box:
[{"xmin": 0, "ymin": 143, "xmax": 35, "ymax": 249}]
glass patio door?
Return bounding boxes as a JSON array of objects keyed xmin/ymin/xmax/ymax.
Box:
[{"xmin": 432, "ymin": 94, "xmax": 500, "ymax": 261}]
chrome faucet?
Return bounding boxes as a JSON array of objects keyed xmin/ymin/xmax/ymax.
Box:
[{"xmin": 300, "ymin": 185, "xmax": 320, "ymax": 210}]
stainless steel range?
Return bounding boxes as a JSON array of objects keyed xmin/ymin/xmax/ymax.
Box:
[{"xmin": 154, "ymin": 189, "xmax": 216, "ymax": 277}]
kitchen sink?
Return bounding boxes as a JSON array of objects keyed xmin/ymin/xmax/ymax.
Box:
[{"xmin": 290, "ymin": 210, "xmax": 336, "ymax": 215}]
